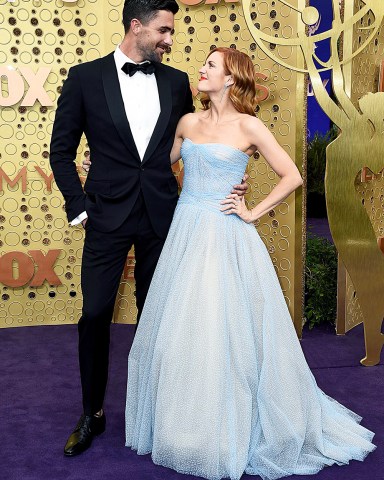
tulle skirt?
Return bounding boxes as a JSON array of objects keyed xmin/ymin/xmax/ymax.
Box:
[{"xmin": 125, "ymin": 202, "xmax": 375, "ymax": 480}]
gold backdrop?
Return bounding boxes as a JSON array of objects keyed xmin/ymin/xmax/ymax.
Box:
[{"xmin": 0, "ymin": 0, "xmax": 305, "ymax": 331}]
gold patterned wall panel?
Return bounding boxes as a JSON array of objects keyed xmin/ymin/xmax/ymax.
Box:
[
  {"xmin": 0, "ymin": 0, "xmax": 104, "ymax": 328},
  {"xmin": 0, "ymin": 0, "xmax": 304, "ymax": 330},
  {"xmin": 339, "ymin": 0, "xmax": 384, "ymax": 334}
]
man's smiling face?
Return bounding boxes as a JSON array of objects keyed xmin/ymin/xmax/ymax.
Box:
[{"xmin": 136, "ymin": 10, "xmax": 174, "ymax": 63}]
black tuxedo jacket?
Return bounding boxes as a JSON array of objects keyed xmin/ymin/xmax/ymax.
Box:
[{"xmin": 50, "ymin": 52, "xmax": 194, "ymax": 237}]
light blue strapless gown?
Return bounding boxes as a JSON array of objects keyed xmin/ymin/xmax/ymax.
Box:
[{"xmin": 125, "ymin": 139, "xmax": 375, "ymax": 480}]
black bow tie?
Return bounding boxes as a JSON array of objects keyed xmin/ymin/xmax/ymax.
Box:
[{"xmin": 121, "ymin": 62, "xmax": 155, "ymax": 77}]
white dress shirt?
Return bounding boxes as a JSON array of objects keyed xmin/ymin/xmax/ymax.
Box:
[{"xmin": 71, "ymin": 46, "xmax": 160, "ymax": 226}]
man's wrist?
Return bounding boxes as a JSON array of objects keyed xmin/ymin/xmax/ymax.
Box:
[{"xmin": 70, "ymin": 211, "xmax": 88, "ymax": 226}]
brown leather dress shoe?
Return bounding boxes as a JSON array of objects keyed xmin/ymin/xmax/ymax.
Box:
[{"xmin": 64, "ymin": 413, "xmax": 106, "ymax": 457}]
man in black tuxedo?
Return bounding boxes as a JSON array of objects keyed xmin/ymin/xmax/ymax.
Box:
[
  {"xmin": 51, "ymin": 0, "xmax": 246, "ymax": 457},
  {"xmin": 50, "ymin": 0, "xmax": 192, "ymax": 456}
]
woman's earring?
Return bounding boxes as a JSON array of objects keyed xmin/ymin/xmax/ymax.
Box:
[{"xmin": 220, "ymin": 83, "xmax": 229, "ymax": 101}]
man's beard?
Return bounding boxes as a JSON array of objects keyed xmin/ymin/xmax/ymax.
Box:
[{"xmin": 138, "ymin": 43, "xmax": 164, "ymax": 63}]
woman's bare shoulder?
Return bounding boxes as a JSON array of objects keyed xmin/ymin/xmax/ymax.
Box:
[
  {"xmin": 239, "ymin": 114, "xmax": 265, "ymax": 129},
  {"xmin": 178, "ymin": 111, "xmax": 205, "ymax": 134},
  {"xmin": 240, "ymin": 115, "xmax": 270, "ymax": 138}
]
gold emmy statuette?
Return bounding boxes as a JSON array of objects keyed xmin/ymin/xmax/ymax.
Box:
[{"xmin": 243, "ymin": 0, "xmax": 384, "ymax": 366}]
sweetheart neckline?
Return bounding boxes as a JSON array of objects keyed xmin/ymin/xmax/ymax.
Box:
[{"xmin": 183, "ymin": 138, "xmax": 250, "ymax": 159}]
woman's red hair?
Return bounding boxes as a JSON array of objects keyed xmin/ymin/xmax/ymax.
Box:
[{"xmin": 200, "ymin": 47, "xmax": 258, "ymax": 116}]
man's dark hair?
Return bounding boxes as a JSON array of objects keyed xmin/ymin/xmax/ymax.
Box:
[{"xmin": 122, "ymin": 0, "xmax": 179, "ymax": 32}]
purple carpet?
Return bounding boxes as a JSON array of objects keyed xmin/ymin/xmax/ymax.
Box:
[{"xmin": 1, "ymin": 323, "xmax": 382, "ymax": 480}]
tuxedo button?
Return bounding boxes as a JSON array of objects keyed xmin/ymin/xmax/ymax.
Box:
[{"xmin": 140, "ymin": 167, "xmax": 145, "ymax": 171}]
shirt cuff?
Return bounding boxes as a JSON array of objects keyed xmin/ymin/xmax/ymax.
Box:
[{"xmin": 70, "ymin": 211, "xmax": 88, "ymax": 226}]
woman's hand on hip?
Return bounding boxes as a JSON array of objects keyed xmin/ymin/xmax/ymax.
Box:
[{"xmin": 220, "ymin": 194, "xmax": 254, "ymax": 223}]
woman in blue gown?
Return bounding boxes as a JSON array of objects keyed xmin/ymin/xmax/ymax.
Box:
[{"xmin": 124, "ymin": 48, "xmax": 376, "ymax": 480}]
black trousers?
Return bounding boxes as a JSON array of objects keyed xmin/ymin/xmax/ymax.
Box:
[{"xmin": 78, "ymin": 193, "xmax": 166, "ymax": 415}]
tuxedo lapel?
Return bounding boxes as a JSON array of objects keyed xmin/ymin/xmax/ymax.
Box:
[
  {"xmin": 142, "ymin": 64, "xmax": 172, "ymax": 165},
  {"xmin": 101, "ymin": 53, "xmax": 141, "ymax": 162}
]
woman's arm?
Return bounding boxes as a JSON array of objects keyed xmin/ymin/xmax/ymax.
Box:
[
  {"xmin": 170, "ymin": 113, "xmax": 195, "ymax": 164},
  {"xmin": 221, "ymin": 117, "xmax": 302, "ymax": 223},
  {"xmin": 170, "ymin": 131, "xmax": 183, "ymax": 165}
]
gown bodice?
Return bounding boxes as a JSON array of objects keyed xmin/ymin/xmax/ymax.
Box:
[{"xmin": 178, "ymin": 138, "xmax": 249, "ymax": 212}]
